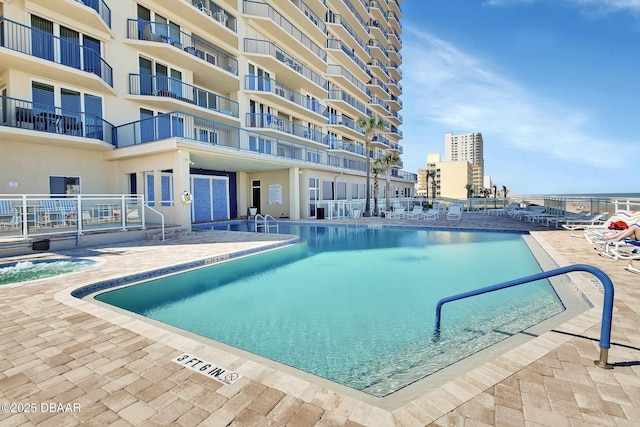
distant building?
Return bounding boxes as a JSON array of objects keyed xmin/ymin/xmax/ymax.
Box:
[
  {"xmin": 444, "ymin": 132, "xmax": 484, "ymax": 193},
  {"xmin": 423, "ymin": 153, "xmax": 473, "ymax": 200}
]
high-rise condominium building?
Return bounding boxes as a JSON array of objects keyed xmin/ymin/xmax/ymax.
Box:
[
  {"xmin": 0, "ymin": 0, "xmax": 412, "ymax": 227},
  {"xmin": 444, "ymin": 132, "xmax": 484, "ymax": 192}
]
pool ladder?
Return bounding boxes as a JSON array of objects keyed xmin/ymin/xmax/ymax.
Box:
[
  {"xmin": 254, "ymin": 214, "xmax": 279, "ymax": 233},
  {"xmin": 433, "ymin": 264, "xmax": 615, "ymax": 369}
]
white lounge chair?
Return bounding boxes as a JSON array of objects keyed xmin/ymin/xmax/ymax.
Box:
[
  {"xmin": 423, "ymin": 209, "xmax": 439, "ymax": 220},
  {"xmin": 596, "ymin": 239, "xmax": 640, "ymax": 260},
  {"xmin": 387, "ymin": 206, "xmax": 406, "ymax": 219},
  {"xmin": 406, "ymin": 205, "xmax": 425, "ymax": 219},
  {"xmin": 561, "ymin": 212, "xmax": 606, "ymax": 231},
  {"xmin": 0, "ymin": 200, "xmax": 20, "ymax": 230},
  {"xmin": 447, "ymin": 203, "xmax": 462, "ymax": 220}
]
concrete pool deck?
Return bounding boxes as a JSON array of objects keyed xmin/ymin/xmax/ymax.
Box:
[{"xmin": 0, "ymin": 213, "xmax": 639, "ymax": 426}]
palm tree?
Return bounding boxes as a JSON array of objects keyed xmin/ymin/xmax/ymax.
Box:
[
  {"xmin": 372, "ymin": 160, "xmax": 385, "ymax": 216},
  {"xmin": 356, "ymin": 115, "xmax": 386, "ymax": 217},
  {"xmin": 465, "ymin": 183, "xmax": 473, "ymax": 199},
  {"xmin": 425, "ymin": 170, "xmax": 436, "ymax": 204},
  {"xmin": 502, "ymin": 185, "xmax": 508, "ymax": 200},
  {"xmin": 377, "ymin": 151, "xmax": 400, "ymax": 211}
]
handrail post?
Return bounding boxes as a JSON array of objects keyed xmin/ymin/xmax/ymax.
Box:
[{"xmin": 434, "ymin": 264, "xmax": 614, "ymax": 369}]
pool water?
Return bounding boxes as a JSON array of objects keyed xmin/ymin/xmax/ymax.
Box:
[
  {"xmin": 95, "ymin": 225, "xmax": 565, "ymax": 397},
  {"xmin": 0, "ymin": 259, "xmax": 95, "ymax": 285}
]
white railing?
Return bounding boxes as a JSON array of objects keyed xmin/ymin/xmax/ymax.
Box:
[
  {"xmin": 0, "ymin": 194, "xmax": 145, "ymax": 239},
  {"xmin": 143, "ymin": 203, "xmax": 165, "ymax": 241},
  {"xmin": 255, "ymin": 214, "xmax": 278, "ymax": 233}
]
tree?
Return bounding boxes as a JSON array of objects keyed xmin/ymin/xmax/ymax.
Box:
[
  {"xmin": 372, "ymin": 161, "xmax": 385, "ymax": 216},
  {"xmin": 356, "ymin": 115, "xmax": 386, "ymax": 217},
  {"xmin": 425, "ymin": 170, "xmax": 436, "ymax": 204},
  {"xmin": 493, "ymin": 185, "xmax": 497, "ymax": 198},
  {"xmin": 465, "ymin": 183, "xmax": 473, "ymax": 199},
  {"xmin": 502, "ymin": 185, "xmax": 508, "ymax": 199},
  {"xmin": 376, "ymin": 151, "xmax": 400, "ymax": 211}
]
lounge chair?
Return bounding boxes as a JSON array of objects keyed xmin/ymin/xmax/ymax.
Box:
[
  {"xmin": 406, "ymin": 205, "xmax": 425, "ymax": 219},
  {"xmin": 447, "ymin": 203, "xmax": 462, "ymax": 220},
  {"xmin": 0, "ymin": 200, "xmax": 20, "ymax": 230},
  {"xmin": 487, "ymin": 202, "xmax": 519, "ymax": 216},
  {"xmin": 387, "ymin": 206, "xmax": 406, "ymax": 219},
  {"xmin": 582, "ymin": 211, "xmax": 637, "ymax": 242},
  {"xmin": 423, "ymin": 209, "xmax": 439, "ymax": 220},
  {"xmin": 39, "ymin": 199, "xmax": 66, "ymax": 226},
  {"xmin": 561, "ymin": 212, "xmax": 606, "ymax": 232},
  {"xmin": 627, "ymin": 259, "xmax": 640, "ymax": 275},
  {"xmin": 596, "ymin": 239, "xmax": 640, "ymax": 260}
]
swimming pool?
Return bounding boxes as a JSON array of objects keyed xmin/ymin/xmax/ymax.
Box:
[{"xmin": 94, "ymin": 224, "xmax": 566, "ymax": 397}]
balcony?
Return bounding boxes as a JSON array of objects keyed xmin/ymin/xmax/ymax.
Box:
[
  {"xmin": 368, "ymin": 58, "xmax": 390, "ymax": 80},
  {"xmin": 326, "ymin": 64, "xmax": 369, "ymax": 98},
  {"xmin": 183, "ymin": 0, "xmax": 238, "ymax": 49},
  {"xmin": 368, "ymin": 38, "xmax": 389, "ymax": 62},
  {"xmin": 386, "ymin": 110, "xmax": 403, "ymax": 127},
  {"xmin": 128, "ymin": 74, "xmax": 239, "ymax": 123},
  {"xmin": 0, "ymin": 17, "xmax": 113, "ymax": 89},
  {"xmin": 327, "ymin": 138, "xmax": 366, "ymax": 157},
  {"xmin": 244, "ymin": 76, "xmax": 327, "ymax": 120},
  {"xmin": 325, "ymin": 38, "xmax": 370, "ymax": 81},
  {"xmin": 325, "ymin": 13, "xmax": 369, "ymax": 58},
  {"xmin": 113, "ymin": 111, "xmax": 367, "ymax": 173},
  {"xmin": 126, "ymin": 19, "xmax": 238, "ymax": 93},
  {"xmin": 28, "ymin": 0, "xmax": 111, "ymax": 30},
  {"xmin": 245, "ymin": 113, "xmax": 327, "ymax": 146},
  {"xmin": 326, "ymin": 89, "xmax": 370, "ymax": 119},
  {"xmin": 0, "ymin": 95, "xmax": 114, "ymax": 146},
  {"xmin": 243, "ymin": 1, "xmax": 326, "ymax": 69},
  {"xmin": 368, "ymin": 96, "xmax": 390, "ymax": 116},
  {"xmin": 386, "ymin": 94, "xmax": 402, "ymax": 110},
  {"xmin": 326, "ymin": 114, "xmax": 365, "ymax": 141},
  {"xmin": 243, "ymin": 39, "xmax": 327, "ymax": 97},
  {"xmin": 366, "ymin": 77, "xmax": 389, "ymax": 99},
  {"xmin": 368, "ymin": 19, "xmax": 388, "ymax": 44}
]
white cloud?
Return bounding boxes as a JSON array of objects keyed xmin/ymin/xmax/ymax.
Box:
[{"xmin": 400, "ymin": 28, "xmax": 625, "ymax": 169}]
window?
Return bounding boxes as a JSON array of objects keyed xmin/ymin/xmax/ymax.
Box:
[{"xmin": 49, "ymin": 176, "xmax": 80, "ymax": 196}]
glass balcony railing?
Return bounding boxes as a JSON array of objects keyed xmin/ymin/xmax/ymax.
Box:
[
  {"xmin": 327, "ymin": 138, "xmax": 366, "ymax": 156},
  {"xmin": 325, "ymin": 13, "xmax": 368, "ymax": 53},
  {"xmin": 127, "ymin": 19, "xmax": 238, "ymax": 75},
  {"xmin": 244, "ymin": 76, "xmax": 327, "ymax": 116},
  {"xmin": 0, "ymin": 95, "xmax": 114, "ymax": 145},
  {"xmin": 327, "ymin": 64, "xmax": 368, "ymax": 95},
  {"xmin": 184, "ymin": 0, "xmax": 237, "ymax": 32},
  {"xmin": 78, "ymin": 0, "xmax": 111, "ymax": 28},
  {"xmin": 244, "ymin": 39, "xmax": 326, "ymax": 88},
  {"xmin": 245, "ymin": 113, "xmax": 327, "ymax": 145},
  {"xmin": 325, "ymin": 39, "xmax": 370, "ymax": 77},
  {"xmin": 113, "ymin": 111, "xmax": 367, "ymax": 172},
  {"xmin": 327, "ymin": 89, "xmax": 370, "ymax": 116},
  {"xmin": 0, "ymin": 17, "xmax": 113, "ymax": 87},
  {"xmin": 243, "ymin": 1, "xmax": 326, "ymax": 62},
  {"xmin": 327, "ymin": 114, "xmax": 365, "ymax": 135},
  {"xmin": 129, "ymin": 74, "xmax": 239, "ymax": 117}
]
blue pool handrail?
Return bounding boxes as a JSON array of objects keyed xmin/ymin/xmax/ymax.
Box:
[{"xmin": 433, "ymin": 264, "xmax": 614, "ymax": 369}]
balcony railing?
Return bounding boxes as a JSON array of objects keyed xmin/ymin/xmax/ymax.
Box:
[
  {"xmin": 245, "ymin": 113, "xmax": 327, "ymax": 145},
  {"xmin": 326, "ymin": 64, "xmax": 368, "ymax": 95},
  {"xmin": 325, "ymin": 13, "xmax": 368, "ymax": 53},
  {"xmin": 0, "ymin": 17, "xmax": 113, "ymax": 87},
  {"xmin": 243, "ymin": 1, "xmax": 326, "ymax": 62},
  {"xmin": 326, "ymin": 38, "xmax": 370, "ymax": 76},
  {"xmin": 244, "ymin": 76, "xmax": 327, "ymax": 116},
  {"xmin": 327, "ymin": 114, "xmax": 365, "ymax": 135},
  {"xmin": 113, "ymin": 111, "xmax": 367, "ymax": 172},
  {"xmin": 78, "ymin": 0, "xmax": 112, "ymax": 28},
  {"xmin": 288, "ymin": 0, "xmax": 326, "ymax": 33},
  {"xmin": 129, "ymin": 74, "xmax": 239, "ymax": 118},
  {"xmin": 184, "ymin": 0, "xmax": 237, "ymax": 32},
  {"xmin": 327, "ymin": 89, "xmax": 370, "ymax": 116},
  {"xmin": 0, "ymin": 95, "xmax": 114, "ymax": 145},
  {"xmin": 127, "ymin": 19, "xmax": 238, "ymax": 75},
  {"xmin": 327, "ymin": 138, "xmax": 366, "ymax": 156},
  {"xmin": 244, "ymin": 39, "xmax": 326, "ymax": 88}
]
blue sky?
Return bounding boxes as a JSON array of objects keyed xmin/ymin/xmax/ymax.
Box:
[{"xmin": 398, "ymin": 0, "xmax": 640, "ymax": 195}]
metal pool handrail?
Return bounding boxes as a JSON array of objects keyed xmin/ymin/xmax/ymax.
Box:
[
  {"xmin": 254, "ymin": 214, "xmax": 279, "ymax": 233},
  {"xmin": 433, "ymin": 264, "xmax": 615, "ymax": 369}
]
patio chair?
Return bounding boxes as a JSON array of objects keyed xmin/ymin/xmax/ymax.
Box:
[
  {"xmin": 406, "ymin": 205, "xmax": 425, "ymax": 219},
  {"xmin": 58, "ymin": 199, "xmax": 78, "ymax": 225},
  {"xmin": 39, "ymin": 199, "xmax": 66, "ymax": 226},
  {"xmin": 596, "ymin": 239, "xmax": 640, "ymax": 261},
  {"xmin": 561, "ymin": 212, "xmax": 606, "ymax": 231},
  {"xmin": 627, "ymin": 259, "xmax": 640, "ymax": 275},
  {"xmin": 423, "ymin": 209, "xmax": 439, "ymax": 220},
  {"xmin": 447, "ymin": 203, "xmax": 462, "ymax": 220},
  {"xmin": 0, "ymin": 200, "xmax": 20, "ymax": 230},
  {"xmin": 387, "ymin": 206, "xmax": 406, "ymax": 219}
]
